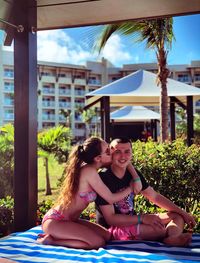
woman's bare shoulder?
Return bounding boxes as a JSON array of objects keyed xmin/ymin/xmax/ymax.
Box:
[{"xmin": 80, "ymin": 164, "xmax": 97, "ymax": 177}]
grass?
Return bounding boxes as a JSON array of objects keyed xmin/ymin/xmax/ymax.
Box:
[{"xmin": 38, "ymin": 155, "xmax": 64, "ymax": 203}]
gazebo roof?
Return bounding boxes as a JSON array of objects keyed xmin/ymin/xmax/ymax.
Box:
[
  {"xmin": 111, "ymin": 106, "xmax": 160, "ymax": 122},
  {"xmin": 86, "ymin": 70, "xmax": 200, "ymax": 106}
]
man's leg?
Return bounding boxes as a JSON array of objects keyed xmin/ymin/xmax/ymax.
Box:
[{"xmin": 158, "ymin": 212, "xmax": 192, "ymax": 246}]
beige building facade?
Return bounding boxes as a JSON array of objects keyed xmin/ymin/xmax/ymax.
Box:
[{"xmin": 0, "ymin": 46, "xmax": 199, "ymax": 141}]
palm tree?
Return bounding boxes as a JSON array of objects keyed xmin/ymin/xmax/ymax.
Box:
[
  {"xmin": 38, "ymin": 125, "xmax": 72, "ymax": 195},
  {"xmin": 76, "ymin": 107, "xmax": 97, "ymax": 139},
  {"xmin": 59, "ymin": 109, "xmax": 71, "ymax": 128},
  {"xmin": 94, "ymin": 18, "xmax": 174, "ymax": 142}
]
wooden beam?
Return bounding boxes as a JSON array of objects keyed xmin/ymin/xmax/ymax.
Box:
[
  {"xmin": 100, "ymin": 97, "xmax": 110, "ymax": 142},
  {"xmin": 186, "ymin": 96, "xmax": 194, "ymax": 146},
  {"xmin": 14, "ymin": 0, "xmax": 37, "ymax": 231},
  {"xmin": 170, "ymin": 97, "xmax": 176, "ymax": 141}
]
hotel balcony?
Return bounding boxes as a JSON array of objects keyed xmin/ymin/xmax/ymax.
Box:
[
  {"xmin": 4, "ymin": 85, "xmax": 14, "ymax": 93},
  {"xmin": 59, "ymin": 102, "xmax": 71, "ymax": 108},
  {"xmin": 42, "ymin": 101, "xmax": 55, "ymax": 108},
  {"xmin": 59, "ymin": 89, "xmax": 71, "ymax": 96},
  {"xmin": 74, "ymin": 78, "xmax": 86, "ymax": 85},
  {"xmin": 4, "ymin": 99, "xmax": 14, "ymax": 106},
  {"xmin": 42, "ymin": 88, "xmax": 55, "ymax": 95},
  {"xmin": 42, "ymin": 114, "xmax": 55, "ymax": 121}
]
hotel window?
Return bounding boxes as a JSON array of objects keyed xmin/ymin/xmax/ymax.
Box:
[
  {"xmin": 194, "ymin": 74, "xmax": 200, "ymax": 81},
  {"xmin": 177, "ymin": 74, "xmax": 191, "ymax": 82}
]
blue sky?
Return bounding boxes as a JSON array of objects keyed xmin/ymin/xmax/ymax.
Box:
[{"xmin": 1, "ymin": 14, "xmax": 200, "ymax": 67}]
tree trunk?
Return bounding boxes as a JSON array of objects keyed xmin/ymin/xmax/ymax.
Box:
[
  {"xmin": 44, "ymin": 157, "xmax": 52, "ymax": 195},
  {"xmin": 157, "ymin": 48, "xmax": 169, "ymax": 142}
]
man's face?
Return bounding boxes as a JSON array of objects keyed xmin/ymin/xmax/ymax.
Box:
[{"xmin": 110, "ymin": 142, "xmax": 132, "ymax": 169}]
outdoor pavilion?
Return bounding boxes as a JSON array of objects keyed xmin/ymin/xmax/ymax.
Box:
[
  {"xmin": 86, "ymin": 70, "xmax": 200, "ymax": 144},
  {"xmin": 0, "ymin": 0, "xmax": 200, "ymax": 232},
  {"xmin": 110, "ymin": 106, "xmax": 160, "ymax": 141}
]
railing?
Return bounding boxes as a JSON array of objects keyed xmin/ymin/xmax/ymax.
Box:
[
  {"xmin": 4, "ymin": 113, "xmax": 14, "ymax": 119},
  {"xmin": 42, "ymin": 114, "xmax": 55, "ymax": 121},
  {"xmin": 42, "ymin": 88, "xmax": 55, "ymax": 94},
  {"xmin": 4, "ymin": 85, "xmax": 14, "ymax": 92},
  {"xmin": 59, "ymin": 102, "xmax": 71, "ymax": 108},
  {"xmin": 74, "ymin": 90, "xmax": 85, "ymax": 96},
  {"xmin": 59, "ymin": 89, "xmax": 71, "ymax": 95},
  {"xmin": 42, "ymin": 101, "xmax": 55, "ymax": 107},
  {"xmin": 4, "ymin": 99, "xmax": 14, "ymax": 106},
  {"xmin": 88, "ymin": 79, "xmax": 101, "ymax": 85}
]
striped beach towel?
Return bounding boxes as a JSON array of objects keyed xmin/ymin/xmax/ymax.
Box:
[{"xmin": 0, "ymin": 226, "xmax": 200, "ymax": 262}]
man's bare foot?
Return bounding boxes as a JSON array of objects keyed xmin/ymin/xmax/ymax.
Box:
[
  {"xmin": 36, "ymin": 234, "xmax": 54, "ymax": 245},
  {"xmin": 163, "ymin": 232, "xmax": 192, "ymax": 247}
]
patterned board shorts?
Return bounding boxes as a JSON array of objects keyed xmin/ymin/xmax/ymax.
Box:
[{"xmin": 109, "ymin": 224, "xmax": 140, "ymax": 241}]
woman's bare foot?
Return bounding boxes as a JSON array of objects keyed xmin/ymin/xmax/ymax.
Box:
[
  {"xmin": 36, "ymin": 234, "xmax": 54, "ymax": 245},
  {"xmin": 163, "ymin": 232, "xmax": 192, "ymax": 247}
]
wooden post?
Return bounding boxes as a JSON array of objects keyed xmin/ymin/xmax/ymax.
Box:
[
  {"xmin": 100, "ymin": 97, "xmax": 110, "ymax": 142},
  {"xmin": 186, "ymin": 96, "xmax": 194, "ymax": 146},
  {"xmin": 14, "ymin": 0, "xmax": 37, "ymax": 231},
  {"xmin": 170, "ymin": 97, "xmax": 176, "ymax": 141}
]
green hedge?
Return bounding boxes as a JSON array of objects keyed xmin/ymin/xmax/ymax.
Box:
[{"xmin": 132, "ymin": 139, "xmax": 200, "ymax": 232}]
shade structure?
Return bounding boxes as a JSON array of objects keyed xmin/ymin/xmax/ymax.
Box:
[
  {"xmin": 111, "ymin": 106, "xmax": 160, "ymax": 122},
  {"xmin": 1, "ymin": 0, "xmax": 200, "ymax": 35},
  {"xmin": 86, "ymin": 70, "xmax": 200, "ymax": 107}
]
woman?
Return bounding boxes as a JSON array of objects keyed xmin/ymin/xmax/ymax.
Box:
[{"xmin": 37, "ymin": 137, "xmax": 141, "ymax": 249}]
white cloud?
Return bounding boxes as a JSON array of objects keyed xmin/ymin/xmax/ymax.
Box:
[
  {"xmin": 37, "ymin": 30, "xmax": 97, "ymax": 65},
  {"xmin": 100, "ymin": 35, "xmax": 132, "ymax": 66}
]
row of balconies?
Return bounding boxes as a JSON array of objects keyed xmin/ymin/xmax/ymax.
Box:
[
  {"xmin": 4, "ymin": 73, "xmax": 102, "ymax": 86},
  {"xmin": 42, "ymin": 87, "xmax": 87, "ymax": 96},
  {"xmin": 42, "ymin": 101, "xmax": 71, "ymax": 108}
]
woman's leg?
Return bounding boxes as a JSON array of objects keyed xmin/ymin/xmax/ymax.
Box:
[
  {"xmin": 78, "ymin": 218, "xmax": 111, "ymax": 242},
  {"xmin": 39, "ymin": 220, "xmax": 106, "ymax": 249}
]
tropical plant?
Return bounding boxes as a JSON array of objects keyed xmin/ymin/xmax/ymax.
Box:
[
  {"xmin": 59, "ymin": 109, "xmax": 71, "ymax": 128},
  {"xmin": 38, "ymin": 125, "xmax": 72, "ymax": 195},
  {"xmin": 94, "ymin": 18, "xmax": 174, "ymax": 142},
  {"xmin": 81, "ymin": 108, "xmax": 97, "ymax": 138},
  {"xmin": 176, "ymin": 108, "xmax": 200, "ymax": 144},
  {"xmin": 75, "ymin": 106, "xmax": 97, "ymax": 139}
]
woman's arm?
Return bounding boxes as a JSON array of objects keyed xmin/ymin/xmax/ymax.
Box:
[
  {"xmin": 87, "ymin": 169, "xmax": 131, "ymax": 204},
  {"xmin": 127, "ymin": 163, "xmax": 142, "ymax": 195}
]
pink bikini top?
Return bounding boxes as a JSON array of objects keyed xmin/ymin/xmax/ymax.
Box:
[{"xmin": 79, "ymin": 190, "xmax": 97, "ymax": 203}]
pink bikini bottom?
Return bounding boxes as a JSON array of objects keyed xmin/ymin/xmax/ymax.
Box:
[{"xmin": 42, "ymin": 208, "xmax": 67, "ymax": 225}]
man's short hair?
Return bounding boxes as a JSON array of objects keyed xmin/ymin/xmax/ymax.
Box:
[{"xmin": 110, "ymin": 137, "xmax": 132, "ymax": 148}]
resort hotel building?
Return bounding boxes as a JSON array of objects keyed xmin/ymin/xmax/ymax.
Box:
[{"xmin": 0, "ymin": 45, "xmax": 200, "ymax": 142}]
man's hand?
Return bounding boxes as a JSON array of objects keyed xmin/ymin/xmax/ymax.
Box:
[
  {"xmin": 130, "ymin": 180, "xmax": 142, "ymax": 195},
  {"xmin": 142, "ymin": 214, "xmax": 165, "ymax": 229},
  {"xmin": 181, "ymin": 211, "xmax": 196, "ymax": 229}
]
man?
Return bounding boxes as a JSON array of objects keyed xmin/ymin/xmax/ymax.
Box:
[{"xmin": 95, "ymin": 137, "xmax": 196, "ymax": 246}]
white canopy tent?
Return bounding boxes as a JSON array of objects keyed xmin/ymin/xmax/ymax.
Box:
[
  {"xmin": 86, "ymin": 70, "xmax": 200, "ymax": 143},
  {"xmin": 110, "ymin": 105, "xmax": 160, "ymax": 140},
  {"xmin": 110, "ymin": 106, "xmax": 160, "ymax": 122},
  {"xmin": 86, "ymin": 70, "xmax": 200, "ymax": 106}
]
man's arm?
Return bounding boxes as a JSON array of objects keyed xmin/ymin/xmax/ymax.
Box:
[
  {"xmin": 99, "ymin": 203, "xmax": 164, "ymax": 228},
  {"xmin": 99, "ymin": 204, "xmax": 139, "ymax": 227},
  {"xmin": 141, "ymin": 186, "xmax": 196, "ymax": 227}
]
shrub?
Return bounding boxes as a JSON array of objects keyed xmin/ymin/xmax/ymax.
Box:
[
  {"xmin": 0, "ymin": 196, "xmax": 14, "ymax": 237},
  {"xmin": 132, "ymin": 139, "xmax": 200, "ymax": 232}
]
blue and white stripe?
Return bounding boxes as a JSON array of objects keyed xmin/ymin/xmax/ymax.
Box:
[{"xmin": 0, "ymin": 226, "xmax": 199, "ymax": 263}]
